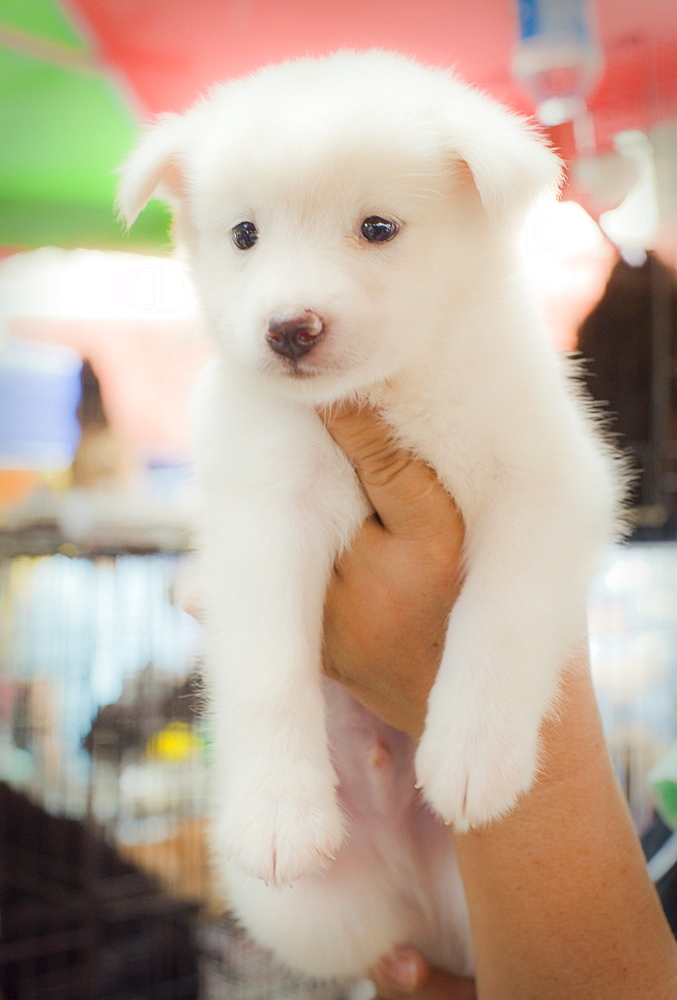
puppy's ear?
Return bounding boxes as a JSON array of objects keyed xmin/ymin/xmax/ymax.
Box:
[
  {"xmin": 448, "ymin": 87, "xmax": 563, "ymax": 228},
  {"xmin": 116, "ymin": 113, "xmax": 188, "ymax": 227}
]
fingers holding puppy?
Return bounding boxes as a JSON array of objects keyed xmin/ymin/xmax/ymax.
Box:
[
  {"xmin": 320, "ymin": 402, "xmax": 466, "ymax": 739},
  {"xmin": 320, "ymin": 401, "xmax": 464, "ymax": 552}
]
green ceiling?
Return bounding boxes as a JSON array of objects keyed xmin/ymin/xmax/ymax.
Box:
[{"xmin": 0, "ymin": 0, "xmax": 170, "ymax": 251}]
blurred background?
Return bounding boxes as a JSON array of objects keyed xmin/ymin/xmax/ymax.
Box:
[{"xmin": 1, "ymin": 0, "xmax": 677, "ymax": 997}]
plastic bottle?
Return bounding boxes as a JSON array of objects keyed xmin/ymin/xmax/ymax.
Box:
[{"xmin": 512, "ymin": 0, "xmax": 604, "ymax": 126}]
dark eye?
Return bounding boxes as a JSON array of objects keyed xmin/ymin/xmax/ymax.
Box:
[
  {"xmin": 360, "ymin": 216, "xmax": 399, "ymax": 243},
  {"xmin": 232, "ymin": 220, "xmax": 258, "ymax": 250}
]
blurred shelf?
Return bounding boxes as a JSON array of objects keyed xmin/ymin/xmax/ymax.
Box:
[{"xmin": 0, "ymin": 489, "xmax": 194, "ymax": 556}]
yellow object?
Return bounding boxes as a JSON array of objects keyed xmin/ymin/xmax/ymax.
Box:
[{"xmin": 146, "ymin": 721, "xmax": 201, "ymax": 762}]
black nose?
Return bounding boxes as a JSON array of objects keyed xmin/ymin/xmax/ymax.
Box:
[{"xmin": 266, "ymin": 311, "xmax": 324, "ymax": 360}]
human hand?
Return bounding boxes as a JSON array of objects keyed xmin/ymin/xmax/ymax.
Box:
[
  {"xmin": 321, "ymin": 402, "xmax": 465, "ymax": 739},
  {"xmin": 368, "ymin": 945, "xmax": 476, "ymax": 999}
]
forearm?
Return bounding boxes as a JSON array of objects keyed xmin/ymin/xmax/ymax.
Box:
[{"xmin": 455, "ymin": 652, "xmax": 677, "ymax": 1000}]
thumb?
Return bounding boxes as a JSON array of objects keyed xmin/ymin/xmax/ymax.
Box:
[
  {"xmin": 320, "ymin": 402, "xmax": 462, "ymax": 544},
  {"xmin": 369, "ymin": 945, "xmax": 477, "ymax": 998}
]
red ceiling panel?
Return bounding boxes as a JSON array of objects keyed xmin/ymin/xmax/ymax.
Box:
[
  {"xmin": 66, "ymin": 0, "xmax": 677, "ymax": 140},
  {"xmin": 60, "ymin": 0, "xmax": 677, "ymax": 194}
]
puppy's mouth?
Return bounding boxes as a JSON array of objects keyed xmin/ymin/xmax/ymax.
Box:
[
  {"xmin": 265, "ymin": 352, "xmax": 340, "ymax": 380},
  {"xmin": 276, "ymin": 359, "xmax": 325, "ymax": 379}
]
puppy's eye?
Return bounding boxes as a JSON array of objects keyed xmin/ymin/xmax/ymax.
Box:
[
  {"xmin": 360, "ymin": 216, "xmax": 399, "ymax": 243},
  {"xmin": 232, "ymin": 221, "xmax": 258, "ymax": 250}
]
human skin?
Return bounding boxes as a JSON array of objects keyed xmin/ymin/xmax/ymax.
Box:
[{"xmin": 321, "ymin": 402, "xmax": 677, "ymax": 1000}]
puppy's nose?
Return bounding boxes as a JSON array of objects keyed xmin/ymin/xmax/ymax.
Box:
[{"xmin": 266, "ymin": 311, "xmax": 324, "ymax": 360}]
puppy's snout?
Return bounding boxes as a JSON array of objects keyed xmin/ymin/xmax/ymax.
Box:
[{"xmin": 266, "ymin": 311, "xmax": 324, "ymax": 361}]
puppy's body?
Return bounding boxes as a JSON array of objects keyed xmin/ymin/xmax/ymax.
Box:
[{"xmin": 119, "ymin": 51, "xmax": 624, "ymax": 979}]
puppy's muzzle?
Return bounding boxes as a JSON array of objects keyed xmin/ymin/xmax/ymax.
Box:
[{"xmin": 266, "ymin": 310, "xmax": 324, "ymax": 361}]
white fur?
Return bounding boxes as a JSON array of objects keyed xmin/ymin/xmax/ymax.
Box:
[{"xmin": 119, "ymin": 51, "xmax": 624, "ymax": 980}]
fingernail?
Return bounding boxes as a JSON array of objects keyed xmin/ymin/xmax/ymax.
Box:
[{"xmin": 374, "ymin": 949, "xmax": 421, "ymax": 992}]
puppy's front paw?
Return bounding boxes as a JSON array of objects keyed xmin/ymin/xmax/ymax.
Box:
[
  {"xmin": 415, "ymin": 707, "xmax": 540, "ymax": 832},
  {"xmin": 217, "ymin": 781, "xmax": 346, "ymax": 886}
]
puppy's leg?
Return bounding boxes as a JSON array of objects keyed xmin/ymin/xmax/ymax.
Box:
[
  {"xmin": 415, "ymin": 492, "xmax": 598, "ymax": 831},
  {"xmin": 203, "ymin": 505, "xmax": 345, "ymax": 885},
  {"xmin": 196, "ymin": 374, "xmax": 364, "ymax": 885}
]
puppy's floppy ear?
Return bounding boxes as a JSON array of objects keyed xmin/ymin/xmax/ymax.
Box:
[
  {"xmin": 447, "ymin": 84, "xmax": 563, "ymax": 228},
  {"xmin": 116, "ymin": 113, "xmax": 188, "ymax": 227}
]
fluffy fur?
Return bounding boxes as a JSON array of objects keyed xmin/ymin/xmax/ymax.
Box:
[{"xmin": 118, "ymin": 51, "xmax": 624, "ymax": 980}]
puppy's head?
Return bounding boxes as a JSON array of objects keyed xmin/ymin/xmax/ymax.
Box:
[{"xmin": 118, "ymin": 51, "xmax": 562, "ymax": 403}]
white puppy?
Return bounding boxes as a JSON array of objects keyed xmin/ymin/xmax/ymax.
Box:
[{"xmin": 119, "ymin": 51, "xmax": 624, "ymax": 980}]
